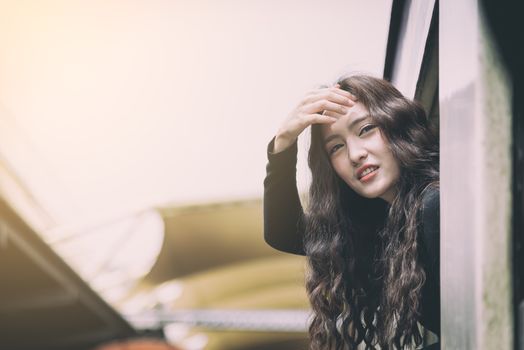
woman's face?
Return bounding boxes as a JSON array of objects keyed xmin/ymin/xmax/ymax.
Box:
[{"xmin": 321, "ymin": 102, "xmax": 400, "ymax": 203}]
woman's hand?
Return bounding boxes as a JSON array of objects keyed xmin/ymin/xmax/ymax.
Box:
[{"xmin": 273, "ymin": 86, "xmax": 356, "ymax": 153}]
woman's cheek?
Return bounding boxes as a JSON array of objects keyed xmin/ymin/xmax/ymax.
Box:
[{"xmin": 333, "ymin": 163, "xmax": 354, "ymax": 188}]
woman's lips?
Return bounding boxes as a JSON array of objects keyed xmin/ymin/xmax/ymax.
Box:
[{"xmin": 359, "ymin": 167, "xmax": 378, "ymax": 183}]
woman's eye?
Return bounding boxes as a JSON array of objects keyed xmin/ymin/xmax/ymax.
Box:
[
  {"xmin": 359, "ymin": 124, "xmax": 377, "ymax": 136},
  {"xmin": 329, "ymin": 144, "xmax": 343, "ymax": 155}
]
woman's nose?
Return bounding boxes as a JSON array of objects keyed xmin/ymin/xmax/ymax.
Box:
[{"xmin": 347, "ymin": 140, "xmax": 367, "ymax": 166}]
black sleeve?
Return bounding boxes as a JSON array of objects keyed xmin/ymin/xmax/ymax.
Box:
[
  {"xmin": 418, "ymin": 186, "xmax": 441, "ymax": 336},
  {"xmin": 421, "ymin": 187, "xmax": 440, "ymax": 274},
  {"xmin": 263, "ymin": 137, "xmax": 306, "ymax": 255}
]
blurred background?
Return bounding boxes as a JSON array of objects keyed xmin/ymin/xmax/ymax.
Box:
[{"xmin": 0, "ymin": 1, "xmax": 392, "ymax": 349}]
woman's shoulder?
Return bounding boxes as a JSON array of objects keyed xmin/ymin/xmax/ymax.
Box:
[
  {"xmin": 421, "ymin": 184, "xmax": 440, "ymax": 214},
  {"xmin": 418, "ymin": 184, "xmax": 440, "ymax": 265},
  {"xmin": 422, "ymin": 182, "xmax": 440, "ymax": 206}
]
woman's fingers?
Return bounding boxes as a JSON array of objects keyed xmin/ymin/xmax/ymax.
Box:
[
  {"xmin": 304, "ymin": 88, "xmax": 355, "ymax": 105},
  {"xmin": 331, "ymin": 86, "xmax": 356, "ymax": 100},
  {"xmin": 307, "ymin": 86, "xmax": 356, "ymax": 99},
  {"xmin": 321, "ymin": 109, "xmax": 345, "ymax": 118},
  {"xmin": 306, "ymin": 113, "xmax": 338, "ymax": 125},
  {"xmin": 300, "ymin": 87, "xmax": 357, "ymax": 118},
  {"xmin": 301, "ymin": 99, "xmax": 349, "ymax": 115}
]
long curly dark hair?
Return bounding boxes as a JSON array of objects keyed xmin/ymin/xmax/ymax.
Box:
[{"xmin": 304, "ymin": 75, "xmax": 439, "ymax": 349}]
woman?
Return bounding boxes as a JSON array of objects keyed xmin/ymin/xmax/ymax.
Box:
[{"xmin": 264, "ymin": 75, "xmax": 439, "ymax": 349}]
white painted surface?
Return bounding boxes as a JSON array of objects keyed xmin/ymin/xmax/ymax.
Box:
[
  {"xmin": 0, "ymin": 1, "xmax": 391, "ymax": 235},
  {"xmin": 0, "ymin": 1, "xmax": 392, "ymax": 302}
]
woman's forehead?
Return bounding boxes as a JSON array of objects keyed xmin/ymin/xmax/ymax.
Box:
[{"xmin": 320, "ymin": 103, "xmax": 370, "ymax": 138}]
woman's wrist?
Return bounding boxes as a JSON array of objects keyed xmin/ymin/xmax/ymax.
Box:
[{"xmin": 273, "ymin": 133, "xmax": 296, "ymax": 154}]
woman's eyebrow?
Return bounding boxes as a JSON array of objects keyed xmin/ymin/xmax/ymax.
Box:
[
  {"xmin": 323, "ymin": 134, "xmax": 339, "ymax": 145},
  {"xmin": 348, "ymin": 115, "xmax": 371, "ymax": 130},
  {"xmin": 323, "ymin": 115, "xmax": 372, "ymax": 145}
]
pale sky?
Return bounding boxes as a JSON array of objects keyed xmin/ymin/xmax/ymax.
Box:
[{"xmin": 0, "ymin": 0, "xmax": 392, "ymax": 235}]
